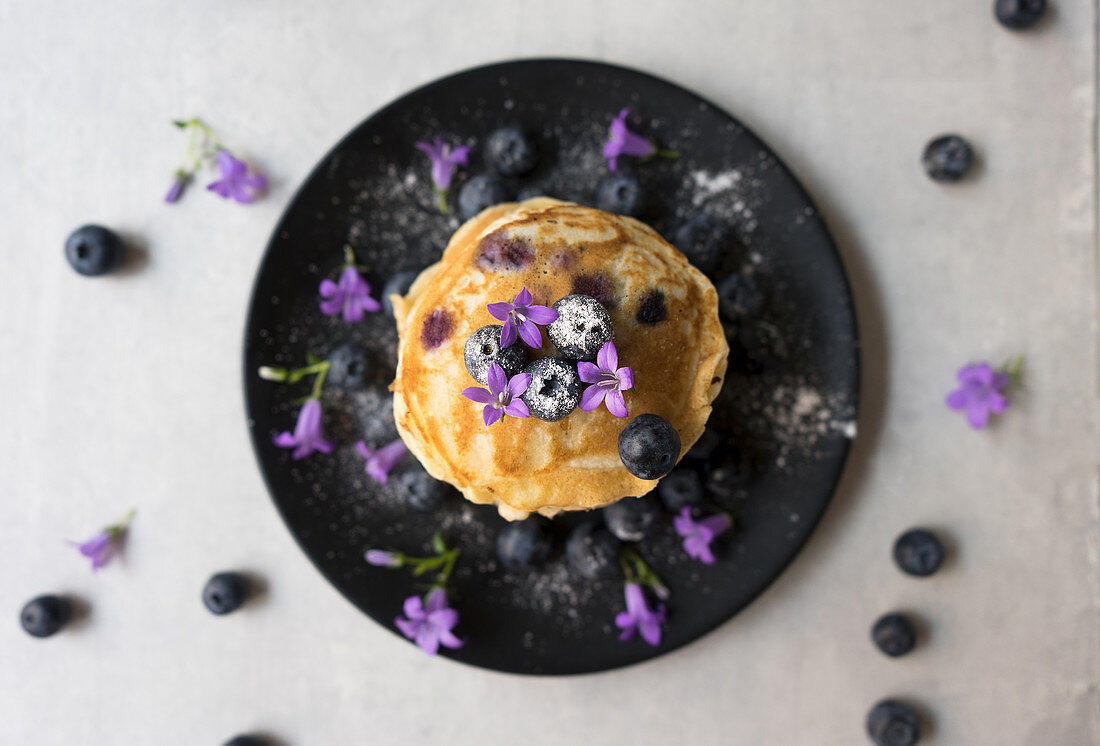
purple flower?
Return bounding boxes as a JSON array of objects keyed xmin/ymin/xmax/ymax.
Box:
[
  {"xmin": 69, "ymin": 510, "xmax": 133, "ymax": 571},
  {"xmin": 946, "ymin": 362, "xmax": 1011, "ymax": 429},
  {"xmin": 355, "ymin": 438, "xmax": 409, "ymax": 485},
  {"xmin": 673, "ymin": 507, "xmax": 731, "ymax": 565},
  {"xmin": 395, "ymin": 588, "xmax": 464, "ymax": 655},
  {"xmin": 415, "ymin": 138, "xmax": 470, "ymax": 191},
  {"xmin": 461, "ymin": 363, "xmax": 531, "ymax": 426},
  {"xmin": 273, "ymin": 398, "xmax": 334, "ymax": 459},
  {"xmin": 164, "ymin": 171, "xmax": 188, "ymax": 203},
  {"xmin": 615, "ymin": 582, "xmax": 666, "ymax": 646},
  {"xmin": 319, "ymin": 266, "xmax": 382, "ymax": 322},
  {"xmin": 486, "ymin": 287, "xmax": 558, "ymax": 349},
  {"xmin": 578, "ymin": 340, "xmax": 634, "ymax": 417},
  {"xmin": 205, "ymin": 150, "xmax": 266, "ymax": 204},
  {"xmin": 365, "ymin": 549, "xmax": 402, "ymax": 567},
  {"xmin": 603, "ymin": 108, "xmax": 657, "ymax": 171}
]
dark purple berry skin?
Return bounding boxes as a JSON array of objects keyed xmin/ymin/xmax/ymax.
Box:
[
  {"xmin": 893, "ymin": 529, "xmax": 945, "ymax": 577},
  {"xmin": 571, "ymin": 272, "xmax": 617, "ymax": 309},
  {"xmin": 565, "ymin": 522, "xmax": 620, "ymax": 578},
  {"xmin": 656, "ymin": 469, "xmax": 704, "ymax": 513},
  {"xmin": 871, "ymin": 613, "xmax": 917, "ymax": 657},
  {"xmin": 223, "ymin": 736, "xmax": 270, "ymax": 746},
  {"xmin": 327, "ymin": 344, "xmax": 370, "ymax": 391},
  {"xmin": 496, "ymin": 519, "xmax": 553, "ymax": 571},
  {"xmin": 603, "ymin": 495, "xmax": 662, "ymax": 542},
  {"xmin": 486, "ymin": 126, "xmax": 538, "ymax": 176},
  {"xmin": 420, "ymin": 309, "xmax": 453, "ymax": 350},
  {"xmin": 672, "ymin": 214, "xmax": 727, "ymax": 275},
  {"xmin": 994, "ymin": 0, "xmax": 1046, "ymax": 30},
  {"xmin": 921, "ymin": 135, "xmax": 974, "ymax": 183},
  {"xmin": 617, "ymin": 414, "xmax": 681, "ymax": 481},
  {"xmin": 635, "ymin": 289, "xmax": 666, "ymax": 325},
  {"xmin": 20, "ymin": 595, "xmax": 71, "ymax": 638},
  {"xmin": 596, "ymin": 175, "xmax": 643, "ymax": 217},
  {"xmin": 64, "ymin": 224, "xmax": 125, "ymax": 276},
  {"xmin": 866, "ymin": 700, "xmax": 921, "ymax": 746},
  {"xmin": 457, "ymin": 174, "xmax": 509, "ymax": 220},
  {"xmin": 202, "ymin": 572, "xmax": 249, "ymax": 615}
]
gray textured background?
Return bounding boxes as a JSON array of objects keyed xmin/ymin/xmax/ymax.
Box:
[{"xmin": 1, "ymin": 1, "xmax": 1097, "ymax": 744}]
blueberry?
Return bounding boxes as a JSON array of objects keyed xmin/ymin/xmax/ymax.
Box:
[
  {"xmin": 486, "ymin": 125, "xmax": 538, "ymax": 176},
  {"xmin": 596, "ymin": 175, "xmax": 643, "ymax": 217},
  {"xmin": 565, "ymin": 522, "xmax": 621, "ymax": 578},
  {"xmin": 635, "ymin": 289, "xmax": 666, "ymax": 325},
  {"xmin": 705, "ymin": 446, "xmax": 752, "ymax": 497},
  {"xmin": 685, "ymin": 428, "xmax": 721, "ymax": 462},
  {"xmin": 871, "ymin": 613, "xmax": 917, "ymax": 657},
  {"xmin": 457, "ymin": 174, "xmax": 509, "ymax": 220},
  {"xmin": 64, "ymin": 224, "xmax": 125, "ymax": 277},
  {"xmin": 994, "ymin": 0, "xmax": 1046, "ymax": 29},
  {"xmin": 516, "ymin": 186, "xmax": 549, "ymax": 202},
  {"xmin": 618, "ymin": 414, "xmax": 681, "ymax": 481},
  {"xmin": 381, "ymin": 270, "xmax": 418, "ymax": 316},
  {"xmin": 603, "ymin": 495, "xmax": 662, "ymax": 541},
  {"xmin": 202, "ymin": 572, "xmax": 249, "ymax": 615},
  {"xmin": 327, "ymin": 344, "xmax": 370, "ymax": 391},
  {"xmin": 866, "ymin": 700, "xmax": 921, "ymax": 746},
  {"xmin": 520, "ymin": 356, "xmax": 581, "ymax": 421},
  {"xmin": 728, "ymin": 320, "xmax": 781, "ymax": 373},
  {"xmin": 656, "ymin": 469, "xmax": 704, "ymax": 513},
  {"xmin": 390, "ymin": 462, "xmax": 448, "ymax": 512},
  {"xmin": 893, "ymin": 529, "xmax": 945, "ymax": 577},
  {"xmin": 496, "ymin": 519, "xmax": 553, "ymax": 571},
  {"xmin": 717, "ymin": 272, "xmax": 765, "ymax": 321},
  {"xmin": 463, "ymin": 325, "xmax": 528, "ymax": 384},
  {"xmin": 546, "ymin": 294, "xmax": 614, "ymax": 360},
  {"xmin": 20, "ymin": 595, "xmax": 71, "ymax": 638},
  {"xmin": 921, "ymin": 135, "xmax": 974, "ymax": 183},
  {"xmin": 672, "ymin": 214, "xmax": 727, "ymax": 275},
  {"xmin": 223, "ymin": 736, "xmax": 269, "ymax": 746}
]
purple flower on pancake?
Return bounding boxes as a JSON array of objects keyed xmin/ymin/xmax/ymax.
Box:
[
  {"xmin": 356, "ymin": 438, "xmax": 409, "ymax": 485},
  {"xmin": 486, "ymin": 286, "xmax": 558, "ymax": 349},
  {"xmin": 946, "ymin": 361, "xmax": 1013, "ymax": 429},
  {"xmin": 673, "ymin": 507, "xmax": 731, "ymax": 565},
  {"xmin": 615, "ymin": 582, "xmax": 666, "ymax": 646},
  {"xmin": 364, "ymin": 549, "xmax": 403, "ymax": 567},
  {"xmin": 273, "ymin": 398, "xmax": 334, "ymax": 459},
  {"xmin": 69, "ymin": 510, "xmax": 134, "ymax": 571},
  {"xmin": 577, "ymin": 340, "xmax": 634, "ymax": 417},
  {"xmin": 206, "ymin": 149, "xmax": 266, "ymax": 203},
  {"xmin": 395, "ymin": 588, "xmax": 464, "ymax": 655},
  {"xmin": 416, "ymin": 138, "xmax": 471, "ymax": 213},
  {"xmin": 319, "ymin": 265, "xmax": 381, "ymax": 322},
  {"xmin": 461, "ymin": 363, "xmax": 531, "ymax": 426}
]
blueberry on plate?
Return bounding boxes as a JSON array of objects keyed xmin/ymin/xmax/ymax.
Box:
[
  {"xmin": 921, "ymin": 135, "xmax": 974, "ymax": 183},
  {"xmin": 603, "ymin": 495, "xmax": 663, "ymax": 542},
  {"xmin": 893, "ymin": 529, "xmax": 945, "ymax": 577},
  {"xmin": 64, "ymin": 224, "xmax": 125, "ymax": 277},
  {"xmin": 866, "ymin": 699, "xmax": 921, "ymax": 746},
  {"xmin": 520, "ymin": 356, "xmax": 581, "ymax": 421},
  {"xmin": 565, "ymin": 522, "xmax": 621, "ymax": 578},
  {"xmin": 595, "ymin": 175, "xmax": 643, "ymax": 217},
  {"xmin": 656, "ymin": 468, "xmax": 704, "ymax": 513},
  {"xmin": 871, "ymin": 613, "xmax": 917, "ymax": 657},
  {"xmin": 716, "ymin": 272, "xmax": 765, "ymax": 321},
  {"xmin": 457, "ymin": 174, "xmax": 509, "ymax": 220},
  {"xmin": 327, "ymin": 344, "xmax": 370, "ymax": 390},
  {"xmin": 20, "ymin": 595, "xmax": 72, "ymax": 638},
  {"xmin": 705, "ymin": 446, "xmax": 752, "ymax": 497},
  {"xmin": 463, "ymin": 325, "xmax": 528, "ymax": 384},
  {"xmin": 202, "ymin": 572, "xmax": 250, "ymax": 615},
  {"xmin": 381, "ymin": 270, "xmax": 418, "ymax": 316},
  {"xmin": 672, "ymin": 214, "xmax": 727, "ymax": 275},
  {"xmin": 994, "ymin": 0, "xmax": 1046, "ymax": 30},
  {"xmin": 390, "ymin": 462, "xmax": 448, "ymax": 512},
  {"xmin": 618, "ymin": 414, "xmax": 681, "ymax": 481},
  {"xmin": 547, "ymin": 294, "xmax": 614, "ymax": 361},
  {"xmin": 496, "ymin": 519, "xmax": 553, "ymax": 571},
  {"xmin": 486, "ymin": 125, "xmax": 538, "ymax": 176},
  {"xmin": 223, "ymin": 736, "xmax": 269, "ymax": 746}
]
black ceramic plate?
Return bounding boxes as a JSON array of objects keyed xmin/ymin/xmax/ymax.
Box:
[{"xmin": 244, "ymin": 59, "xmax": 859, "ymax": 675}]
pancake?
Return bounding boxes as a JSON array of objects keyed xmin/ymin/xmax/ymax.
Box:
[{"xmin": 390, "ymin": 198, "xmax": 729, "ymax": 519}]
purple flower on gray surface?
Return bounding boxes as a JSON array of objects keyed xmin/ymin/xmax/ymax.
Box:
[
  {"xmin": 273, "ymin": 398, "xmax": 334, "ymax": 460},
  {"xmin": 206, "ymin": 149, "xmax": 266, "ymax": 204},
  {"xmin": 486, "ymin": 286, "xmax": 558, "ymax": 349},
  {"xmin": 395, "ymin": 587, "xmax": 464, "ymax": 655},
  {"xmin": 673, "ymin": 507, "xmax": 731, "ymax": 565},
  {"xmin": 69, "ymin": 510, "xmax": 134, "ymax": 571},
  {"xmin": 602, "ymin": 108, "xmax": 677, "ymax": 171},
  {"xmin": 364, "ymin": 549, "xmax": 403, "ymax": 567},
  {"xmin": 416, "ymin": 138, "xmax": 471, "ymax": 213},
  {"xmin": 577, "ymin": 340, "xmax": 634, "ymax": 417},
  {"xmin": 946, "ymin": 361, "xmax": 1014, "ymax": 429},
  {"xmin": 615, "ymin": 582, "xmax": 666, "ymax": 647},
  {"xmin": 461, "ymin": 363, "xmax": 532, "ymax": 426},
  {"xmin": 164, "ymin": 170, "xmax": 188, "ymax": 203},
  {"xmin": 356, "ymin": 438, "xmax": 409, "ymax": 485},
  {"xmin": 319, "ymin": 265, "xmax": 381, "ymax": 322}
]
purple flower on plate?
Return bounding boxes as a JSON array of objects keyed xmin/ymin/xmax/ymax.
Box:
[
  {"xmin": 319, "ymin": 265, "xmax": 382, "ymax": 322},
  {"xmin": 615, "ymin": 582, "xmax": 666, "ymax": 647},
  {"xmin": 206, "ymin": 150, "xmax": 266, "ymax": 204},
  {"xmin": 365, "ymin": 549, "xmax": 403, "ymax": 567},
  {"xmin": 946, "ymin": 362, "xmax": 1011, "ymax": 429},
  {"xmin": 356, "ymin": 438, "xmax": 409, "ymax": 485},
  {"xmin": 673, "ymin": 507, "xmax": 731, "ymax": 565},
  {"xmin": 602, "ymin": 108, "xmax": 658, "ymax": 171},
  {"xmin": 273, "ymin": 398, "xmax": 334, "ymax": 460},
  {"xmin": 164, "ymin": 170, "xmax": 188, "ymax": 203},
  {"xmin": 461, "ymin": 363, "xmax": 532, "ymax": 426},
  {"xmin": 486, "ymin": 286, "xmax": 558, "ymax": 349},
  {"xmin": 69, "ymin": 510, "xmax": 134, "ymax": 571},
  {"xmin": 577, "ymin": 340, "xmax": 634, "ymax": 417},
  {"xmin": 395, "ymin": 587, "xmax": 464, "ymax": 655},
  {"xmin": 416, "ymin": 138, "xmax": 471, "ymax": 212}
]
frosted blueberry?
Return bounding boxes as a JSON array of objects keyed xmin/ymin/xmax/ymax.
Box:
[
  {"xmin": 547, "ymin": 294, "xmax": 613, "ymax": 361},
  {"xmin": 463, "ymin": 325, "xmax": 528, "ymax": 384},
  {"xmin": 520, "ymin": 356, "xmax": 581, "ymax": 421}
]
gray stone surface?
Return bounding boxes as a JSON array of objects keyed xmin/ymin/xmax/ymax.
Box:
[{"xmin": 1, "ymin": 1, "xmax": 1097, "ymax": 744}]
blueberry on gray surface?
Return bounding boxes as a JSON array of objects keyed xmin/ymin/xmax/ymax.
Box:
[
  {"xmin": 717, "ymin": 272, "xmax": 765, "ymax": 321},
  {"xmin": 871, "ymin": 613, "xmax": 917, "ymax": 657},
  {"xmin": 595, "ymin": 175, "xmax": 643, "ymax": 217},
  {"xmin": 202, "ymin": 572, "xmax": 249, "ymax": 615},
  {"xmin": 635, "ymin": 289, "xmax": 666, "ymax": 325},
  {"xmin": 496, "ymin": 519, "xmax": 553, "ymax": 571},
  {"xmin": 603, "ymin": 495, "xmax": 662, "ymax": 542},
  {"xmin": 921, "ymin": 135, "xmax": 974, "ymax": 183},
  {"xmin": 223, "ymin": 736, "xmax": 269, "ymax": 746},
  {"xmin": 390, "ymin": 462, "xmax": 448, "ymax": 512},
  {"xmin": 618, "ymin": 414, "xmax": 681, "ymax": 481},
  {"xmin": 866, "ymin": 700, "xmax": 921, "ymax": 746},
  {"xmin": 565, "ymin": 522, "xmax": 621, "ymax": 578},
  {"xmin": 994, "ymin": 0, "xmax": 1046, "ymax": 29},
  {"xmin": 705, "ymin": 446, "xmax": 753, "ymax": 497},
  {"xmin": 327, "ymin": 344, "xmax": 370, "ymax": 390},
  {"xmin": 20, "ymin": 595, "xmax": 71, "ymax": 638},
  {"xmin": 463, "ymin": 325, "xmax": 528, "ymax": 384},
  {"xmin": 486, "ymin": 125, "xmax": 538, "ymax": 176},
  {"xmin": 457, "ymin": 174, "xmax": 509, "ymax": 220},
  {"xmin": 64, "ymin": 224, "xmax": 125, "ymax": 277},
  {"xmin": 546, "ymin": 294, "xmax": 614, "ymax": 360},
  {"xmin": 381, "ymin": 270, "xmax": 418, "ymax": 316},
  {"xmin": 685, "ymin": 428, "xmax": 721, "ymax": 462},
  {"xmin": 520, "ymin": 356, "xmax": 581, "ymax": 421},
  {"xmin": 893, "ymin": 529, "xmax": 945, "ymax": 577},
  {"xmin": 656, "ymin": 468, "xmax": 705, "ymax": 513},
  {"xmin": 672, "ymin": 214, "xmax": 726, "ymax": 275}
]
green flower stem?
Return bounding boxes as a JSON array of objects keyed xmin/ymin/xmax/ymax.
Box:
[
  {"xmin": 435, "ymin": 187, "xmax": 449, "ymax": 214},
  {"xmin": 173, "ymin": 117, "xmax": 227, "ymax": 177},
  {"xmin": 619, "ymin": 546, "xmax": 670, "ymax": 599},
  {"xmin": 1001, "ymin": 354, "xmax": 1025, "ymax": 389},
  {"xmin": 386, "ymin": 533, "xmax": 461, "ymax": 590},
  {"xmin": 655, "ymin": 148, "xmax": 680, "ymax": 159},
  {"xmin": 308, "ymin": 361, "xmax": 330, "ymax": 400},
  {"xmin": 106, "ymin": 508, "xmax": 136, "ymax": 540}
]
